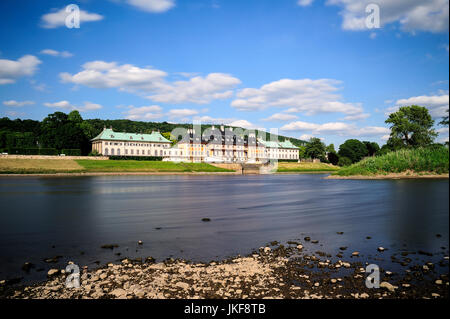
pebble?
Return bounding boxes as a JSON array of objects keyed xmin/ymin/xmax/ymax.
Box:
[
  {"xmin": 380, "ymin": 281, "xmax": 397, "ymax": 292},
  {"xmin": 47, "ymin": 269, "xmax": 59, "ymax": 277},
  {"xmin": 351, "ymin": 252, "xmax": 360, "ymax": 257},
  {"xmin": 377, "ymin": 247, "xmax": 385, "ymax": 252},
  {"xmin": 435, "ymin": 280, "xmax": 442, "ymax": 285}
]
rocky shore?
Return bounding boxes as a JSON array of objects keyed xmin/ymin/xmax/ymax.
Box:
[{"xmin": 1, "ymin": 241, "xmax": 448, "ymax": 299}]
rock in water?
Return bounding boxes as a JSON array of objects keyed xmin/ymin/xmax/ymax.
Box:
[
  {"xmin": 380, "ymin": 281, "xmax": 397, "ymax": 292},
  {"xmin": 201, "ymin": 218, "xmax": 211, "ymax": 222}
]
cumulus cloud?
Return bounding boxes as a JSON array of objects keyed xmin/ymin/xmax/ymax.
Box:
[
  {"xmin": 0, "ymin": 55, "xmax": 41, "ymax": 84},
  {"xmin": 43, "ymin": 100, "xmax": 102, "ymax": 112},
  {"xmin": 327, "ymin": 0, "xmax": 449, "ymax": 33},
  {"xmin": 231, "ymin": 78, "xmax": 364, "ymax": 116},
  {"xmin": 60, "ymin": 61, "xmax": 240, "ymax": 104},
  {"xmin": 387, "ymin": 94, "xmax": 449, "ymax": 118},
  {"xmin": 148, "ymin": 73, "xmax": 241, "ymax": 104},
  {"xmin": 281, "ymin": 120, "xmax": 389, "ymax": 137},
  {"xmin": 3, "ymin": 100, "xmax": 35, "ymax": 107},
  {"xmin": 342, "ymin": 113, "xmax": 370, "ymax": 121},
  {"xmin": 126, "ymin": 0, "xmax": 175, "ymax": 13},
  {"xmin": 123, "ymin": 105, "xmax": 164, "ymax": 120},
  {"xmin": 262, "ymin": 113, "xmax": 299, "ymax": 122},
  {"xmin": 41, "ymin": 7, "xmax": 103, "ymax": 29},
  {"xmin": 40, "ymin": 49, "xmax": 73, "ymax": 58},
  {"xmin": 167, "ymin": 108, "xmax": 199, "ymax": 119}
]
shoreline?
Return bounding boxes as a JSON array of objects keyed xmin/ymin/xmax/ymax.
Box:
[
  {"xmin": 326, "ymin": 173, "xmax": 449, "ymax": 180},
  {"xmin": 0, "ymin": 171, "xmax": 241, "ymax": 177},
  {"xmin": 1, "ymin": 241, "xmax": 448, "ymax": 299}
]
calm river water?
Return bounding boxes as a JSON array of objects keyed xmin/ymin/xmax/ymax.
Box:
[{"xmin": 0, "ymin": 174, "xmax": 448, "ymax": 283}]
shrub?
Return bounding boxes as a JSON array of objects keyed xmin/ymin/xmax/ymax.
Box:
[
  {"xmin": 7, "ymin": 148, "xmax": 58, "ymax": 155},
  {"xmin": 338, "ymin": 139, "xmax": 368, "ymax": 163},
  {"xmin": 327, "ymin": 152, "xmax": 339, "ymax": 165},
  {"xmin": 338, "ymin": 156, "xmax": 352, "ymax": 167},
  {"xmin": 61, "ymin": 149, "xmax": 81, "ymax": 156}
]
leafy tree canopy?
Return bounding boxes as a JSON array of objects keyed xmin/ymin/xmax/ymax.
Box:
[{"xmin": 338, "ymin": 139, "xmax": 368, "ymax": 163}]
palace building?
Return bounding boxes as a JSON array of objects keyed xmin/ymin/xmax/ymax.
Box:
[{"xmin": 91, "ymin": 126, "xmax": 300, "ymax": 163}]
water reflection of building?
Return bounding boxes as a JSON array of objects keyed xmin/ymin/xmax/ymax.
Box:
[{"xmin": 91, "ymin": 126, "xmax": 300, "ymax": 163}]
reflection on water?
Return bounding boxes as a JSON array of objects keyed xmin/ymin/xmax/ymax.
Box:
[{"xmin": 0, "ymin": 174, "xmax": 448, "ymax": 283}]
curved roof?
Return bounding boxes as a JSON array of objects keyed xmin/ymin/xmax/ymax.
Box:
[{"xmin": 91, "ymin": 128, "xmax": 171, "ymax": 143}]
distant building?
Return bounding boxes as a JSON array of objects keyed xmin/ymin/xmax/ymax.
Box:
[
  {"xmin": 91, "ymin": 128, "xmax": 172, "ymax": 156},
  {"xmin": 91, "ymin": 126, "xmax": 300, "ymax": 163}
]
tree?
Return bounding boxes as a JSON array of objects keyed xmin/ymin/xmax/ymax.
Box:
[
  {"xmin": 440, "ymin": 109, "xmax": 449, "ymax": 126},
  {"xmin": 298, "ymin": 145, "xmax": 306, "ymax": 159},
  {"xmin": 338, "ymin": 139, "xmax": 368, "ymax": 163},
  {"xmin": 305, "ymin": 137, "xmax": 326, "ymax": 160},
  {"xmin": 326, "ymin": 143, "xmax": 336, "ymax": 153},
  {"xmin": 327, "ymin": 152, "xmax": 339, "ymax": 165},
  {"xmin": 385, "ymin": 105, "xmax": 437, "ymax": 148},
  {"xmin": 363, "ymin": 141, "xmax": 380, "ymax": 156}
]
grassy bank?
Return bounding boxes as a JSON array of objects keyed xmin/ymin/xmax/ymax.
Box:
[
  {"xmin": 276, "ymin": 162, "xmax": 340, "ymax": 173},
  {"xmin": 0, "ymin": 158, "xmax": 233, "ymax": 174},
  {"xmin": 334, "ymin": 147, "xmax": 449, "ymax": 177}
]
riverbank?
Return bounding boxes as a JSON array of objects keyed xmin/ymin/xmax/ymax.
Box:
[
  {"xmin": 327, "ymin": 172, "xmax": 449, "ymax": 180},
  {"xmin": 1, "ymin": 240, "xmax": 447, "ymax": 299},
  {"xmin": 0, "ymin": 158, "xmax": 234, "ymax": 174},
  {"xmin": 275, "ymin": 162, "xmax": 339, "ymax": 173},
  {"xmin": 333, "ymin": 147, "xmax": 449, "ymax": 178}
]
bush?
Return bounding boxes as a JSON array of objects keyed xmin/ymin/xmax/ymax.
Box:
[
  {"xmin": 278, "ymin": 159, "xmax": 299, "ymax": 162},
  {"xmin": 88, "ymin": 150, "xmax": 102, "ymax": 157},
  {"xmin": 338, "ymin": 156, "xmax": 352, "ymax": 167},
  {"xmin": 109, "ymin": 156, "xmax": 163, "ymax": 161},
  {"xmin": 61, "ymin": 149, "xmax": 81, "ymax": 156},
  {"xmin": 7, "ymin": 148, "xmax": 58, "ymax": 155}
]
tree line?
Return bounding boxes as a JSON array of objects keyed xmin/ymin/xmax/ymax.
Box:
[
  {"xmin": 300, "ymin": 105, "xmax": 449, "ymax": 166},
  {"xmin": 0, "ymin": 110, "xmax": 307, "ymax": 155}
]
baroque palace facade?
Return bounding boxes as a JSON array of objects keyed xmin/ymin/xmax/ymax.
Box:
[{"xmin": 91, "ymin": 126, "xmax": 300, "ymax": 163}]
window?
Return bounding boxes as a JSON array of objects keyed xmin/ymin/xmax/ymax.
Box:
[
  {"xmin": 125, "ymin": 149, "xmax": 128, "ymax": 155},
  {"xmin": 111, "ymin": 148, "xmax": 115, "ymax": 155},
  {"xmin": 131, "ymin": 149, "xmax": 134, "ymax": 155},
  {"xmin": 105, "ymin": 148, "xmax": 109, "ymax": 155},
  {"xmin": 137, "ymin": 150, "xmax": 139, "ymax": 155},
  {"xmin": 117, "ymin": 149, "xmax": 121, "ymax": 155}
]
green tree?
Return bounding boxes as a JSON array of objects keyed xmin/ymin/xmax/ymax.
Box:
[
  {"xmin": 440, "ymin": 109, "xmax": 449, "ymax": 126},
  {"xmin": 385, "ymin": 105, "xmax": 437, "ymax": 148},
  {"xmin": 327, "ymin": 151, "xmax": 339, "ymax": 165},
  {"xmin": 326, "ymin": 143, "xmax": 336, "ymax": 153},
  {"xmin": 305, "ymin": 137, "xmax": 326, "ymax": 160},
  {"xmin": 338, "ymin": 156, "xmax": 352, "ymax": 167},
  {"xmin": 338, "ymin": 139, "xmax": 368, "ymax": 163},
  {"xmin": 363, "ymin": 141, "xmax": 380, "ymax": 156},
  {"xmin": 298, "ymin": 145, "xmax": 306, "ymax": 159}
]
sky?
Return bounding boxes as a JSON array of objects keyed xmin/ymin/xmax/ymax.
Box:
[{"xmin": 0, "ymin": 0, "xmax": 448, "ymax": 146}]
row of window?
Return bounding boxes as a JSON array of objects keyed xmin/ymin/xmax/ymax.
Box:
[{"xmin": 104, "ymin": 142, "xmax": 169, "ymax": 148}]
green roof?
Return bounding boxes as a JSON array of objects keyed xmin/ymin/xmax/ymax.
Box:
[
  {"xmin": 91, "ymin": 128, "xmax": 171, "ymax": 143},
  {"xmin": 258, "ymin": 138, "xmax": 299, "ymax": 149},
  {"xmin": 279, "ymin": 140, "xmax": 298, "ymax": 149}
]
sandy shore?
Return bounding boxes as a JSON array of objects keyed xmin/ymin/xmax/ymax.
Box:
[
  {"xmin": 1, "ymin": 242, "xmax": 448, "ymax": 299},
  {"xmin": 326, "ymin": 173, "xmax": 449, "ymax": 180}
]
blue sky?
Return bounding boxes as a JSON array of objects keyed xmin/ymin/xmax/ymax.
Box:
[{"xmin": 0, "ymin": 0, "xmax": 448, "ymax": 146}]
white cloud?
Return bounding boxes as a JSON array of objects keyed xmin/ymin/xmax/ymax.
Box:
[
  {"xmin": 297, "ymin": 0, "xmax": 314, "ymax": 6},
  {"xmin": 281, "ymin": 120, "xmax": 389, "ymax": 137},
  {"xmin": 167, "ymin": 108, "xmax": 199, "ymax": 119},
  {"xmin": 61, "ymin": 61, "xmax": 240, "ymax": 104},
  {"xmin": 231, "ymin": 78, "xmax": 364, "ymax": 116},
  {"xmin": 262, "ymin": 113, "xmax": 299, "ymax": 122},
  {"xmin": 437, "ymin": 127, "xmax": 449, "ymax": 143},
  {"xmin": 43, "ymin": 100, "xmax": 102, "ymax": 112},
  {"xmin": 148, "ymin": 73, "xmax": 240, "ymax": 104},
  {"xmin": 3, "ymin": 100, "xmax": 35, "ymax": 107},
  {"xmin": 41, "ymin": 7, "xmax": 103, "ymax": 29},
  {"xmin": 327, "ymin": 0, "xmax": 449, "ymax": 33},
  {"xmin": 228, "ymin": 119, "xmax": 259, "ymax": 129},
  {"xmin": 0, "ymin": 55, "xmax": 41, "ymax": 84},
  {"xmin": 124, "ymin": 105, "xmax": 164, "ymax": 120},
  {"xmin": 5, "ymin": 111, "xmax": 25, "ymax": 118},
  {"xmin": 60, "ymin": 61, "xmax": 167, "ymax": 92},
  {"xmin": 387, "ymin": 94, "xmax": 449, "ymax": 118},
  {"xmin": 126, "ymin": 0, "xmax": 175, "ymax": 13},
  {"xmin": 40, "ymin": 49, "xmax": 73, "ymax": 58},
  {"xmin": 342, "ymin": 113, "xmax": 370, "ymax": 121},
  {"xmin": 299, "ymin": 134, "xmax": 318, "ymax": 141}
]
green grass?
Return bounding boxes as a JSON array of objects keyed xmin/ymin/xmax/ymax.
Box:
[
  {"xmin": 334, "ymin": 146, "xmax": 449, "ymax": 176},
  {"xmin": 75, "ymin": 160, "xmax": 233, "ymax": 173},
  {"xmin": 276, "ymin": 162, "xmax": 340, "ymax": 173}
]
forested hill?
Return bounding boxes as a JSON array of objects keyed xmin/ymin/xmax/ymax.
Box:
[{"xmin": 0, "ymin": 111, "xmax": 307, "ymax": 155}]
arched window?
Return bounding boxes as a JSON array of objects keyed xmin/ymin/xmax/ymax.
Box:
[
  {"xmin": 104, "ymin": 148, "xmax": 109, "ymax": 155},
  {"xmin": 148, "ymin": 150, "xmax": 151, "ymax": 155},
  {"xmin": 160, "ymin": 150, "xmax": 163, "ymax": 156},
  {"xmin": 111, "ymin": 148, "xmax": 115, "ymax": 155},
  {"xmin": 117, "ymin": 149, "xmax": 120, "ymax": 155}
]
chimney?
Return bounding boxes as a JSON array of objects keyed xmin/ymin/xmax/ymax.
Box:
[{"xmin": 220, "ymin": 125, "xmax": 224, "ymax": 132}]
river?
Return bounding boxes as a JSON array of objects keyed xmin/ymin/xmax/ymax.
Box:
[{"xmin": 0, "ymin": 174, "xmax": 448, "ymax": 284}]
